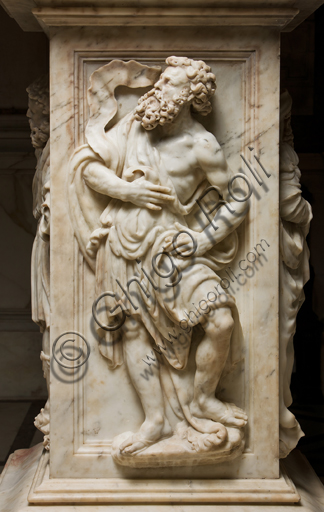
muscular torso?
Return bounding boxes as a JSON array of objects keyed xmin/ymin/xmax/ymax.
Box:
[
  {"xmin": 148, "ymin": 121, "xmax": 211, "ymax": 204},
  {"xmin": 83, "ymin": 113, "xmax": 228, "ymax": 223}
]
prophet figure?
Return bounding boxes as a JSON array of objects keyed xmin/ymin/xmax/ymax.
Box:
[{"xmin": 69, "ymin": 57, "xmax": 248, "ymax": 458}]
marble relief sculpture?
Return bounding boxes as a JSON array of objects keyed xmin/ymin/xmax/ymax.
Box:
[
  {"xmin": 279, "ymin": 91, "xmax": 312, "ymax": 457},
  {"xmin": 27, "ymin": 76, "xmax": 51, "ymax": 450},
  {"xmin": 3, "ymin": 0, "xmax": 324, "ymax": 507},
  {"xmin": 69, "ymin": 57, "xmax": 250, "ymax": 467}
]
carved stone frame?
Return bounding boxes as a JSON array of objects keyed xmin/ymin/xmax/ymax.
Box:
[{"xmin": 28, "ymin": 25, "xmax": 294, "ymax": 503}]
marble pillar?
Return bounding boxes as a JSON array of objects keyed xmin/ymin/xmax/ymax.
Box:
[{"xmin": 0, "ymin": 1, "xmax": 323, "ymax": 510}]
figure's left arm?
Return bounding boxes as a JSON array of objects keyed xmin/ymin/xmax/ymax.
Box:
[{"xmin": 193, "ymin": 133, "xmax": 249, "ymax": 255}]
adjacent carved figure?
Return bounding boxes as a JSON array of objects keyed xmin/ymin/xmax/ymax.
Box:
[
  {"xmin": 27, "ymin": 76, "xmax": 51, "ymax": 450},
  {"xmin": 69, "ymin": 58, "xmax": 248, "ymax": 467},
  {"xmin": 279, "ymin": 91, "xmax": 312, "ymax": 457}
]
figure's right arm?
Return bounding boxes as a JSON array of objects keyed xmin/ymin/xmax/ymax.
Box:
[
  {"xmin": 83, "ymin": 161, "xmax": 131, "ymax": 202},
  {"xmin": 83, "ymin": 161, "xmax": 174, "ymax": 211}
]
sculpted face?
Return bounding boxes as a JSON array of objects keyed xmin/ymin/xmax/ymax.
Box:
[
  {"xmin": 27, "ymin": 97, "xmax": 49, "ymax": 149},
  {"xmin": 135, "ymin": 66, "xmax": 192, "ymax": 130},
  {"xmin": 154, "ymin": 66, "xmax": 191, "ymax": 104}
]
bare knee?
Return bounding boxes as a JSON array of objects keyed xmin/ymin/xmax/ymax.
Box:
[
  {"xmin": 204, "ymin": 308, "xmax": 234, "ymax": 337},
  {"xmin": 123, "ymin": 317, "xmax": 142, "ymax": 340}
]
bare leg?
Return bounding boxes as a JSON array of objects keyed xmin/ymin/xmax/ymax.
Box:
[
  {"xmin": 190, "ymin": 307, "xmax": 247, "ymax": 428},
  {"xmin": 120, "ymin": 317, "xmax": 172, "ymax": 454}
]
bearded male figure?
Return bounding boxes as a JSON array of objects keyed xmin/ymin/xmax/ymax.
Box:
[{"xmin": 69, "ymin": 57, "xmax": 248, "ymax": 460}]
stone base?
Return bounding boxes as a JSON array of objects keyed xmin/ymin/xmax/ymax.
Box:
[
  {"xmin": 111, "ymin": 426, "xmax": 244, "ymax": 468},
  {"xmin": 0, "ymin": 444, "xmax": 324, "ymax": 511},
  {"xmin": 27, "ymin": 448, "xmax": 298, "ymax": 504}
]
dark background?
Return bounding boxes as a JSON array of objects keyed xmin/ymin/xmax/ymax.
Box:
[
  {"xmin": 281, "ymin": 5, "xmax": 324, "ymax": 480},
  {"xmin": 0, "ymin": 4, "xmax": 323, "ymax": 479}
]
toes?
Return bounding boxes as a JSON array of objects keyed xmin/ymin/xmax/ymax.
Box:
[
  {"xmin": 228, "ymin": 417, "xmax": 247, "ymax": 428},
  {"xmin": 237, "ymin": 412, "xmax": 248, "ymax": 421},
  {"xmin": 234, "ymin": 411, "xmax": 248, "ymax": 420},
  {"xmin": 203, "ymin": 438, "xmax": 213, "ymax": 448},
  {"xmin": 122, "ymin": 446, "xmax": 133, "ymax": 454},
  {"xmin": 210, "ymin": 434, "xmax": 225, "ymax": 446},
  {"xmin": 228, "ymin": 404, "xmax": 248, "ymax": 421},
  {"xmin": 120, "ymin": 437, "xmax": 133, "ymax": 451},
  {"xmin": 123, "ymin": 441, "xmax": 146, "ymax": 454}
]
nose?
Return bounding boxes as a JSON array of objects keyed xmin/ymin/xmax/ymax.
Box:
[{"xmin": 154, "ymin": 80, "xmax": 162, "ymax": 90}]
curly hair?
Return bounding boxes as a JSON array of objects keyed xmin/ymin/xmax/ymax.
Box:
[
  {"xmin": 165, "ymin": 56, "xmax": 216, "ymax": 115},
  {"xmin": 26, "ymin": 75, "xmax": 50, "ymax": 149}
]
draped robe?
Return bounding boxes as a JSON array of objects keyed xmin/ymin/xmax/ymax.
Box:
[{"xmin": 68, "ymin": 61, "xmax": 242, "ymax": 434}]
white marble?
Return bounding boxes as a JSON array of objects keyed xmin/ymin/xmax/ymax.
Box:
[
  {"xmin": 0, "ymin": 1, "xmax": 319, "ymax": 509},
  {"xmin": 68, "ymin": 57, "xmax": 248, "ymax": 468},
  {"xmin": 0, "ymin": 445, "xmax": 323, "ymax": 511},
  {"xmin": 0, "ymin": 443, "xmax": 44, "ymax": 512},
  {"xmin": 46, "ymin": 26, "xmax": 283, "ymax": 487},
  {"xmin": 27, "ymin": 74, "xmax": 50, "ymax": 451},
  {"xmin": 3, "ymin": 1, "xmax": 324, "ymax": 33}
]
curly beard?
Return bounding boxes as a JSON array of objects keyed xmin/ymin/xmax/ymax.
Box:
[
  {"xmin": 134, "ymin": 88, "xmax": 190, "ymax": 130},
  {"xmin": 28, "ymin": 116, "xmax": 49, "ymax": 149}
]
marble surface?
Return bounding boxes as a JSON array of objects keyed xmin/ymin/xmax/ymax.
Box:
[
  {"xmin": 0, "ymin": 446, "xmax": 323, "ymax": 511},
  {"xmin": 0, "ymin": 2, "xmax": 316, "ymax": 508},
  {"xmin": 2, "ymin": 1, "xmax": 324, "ymax": 33},
  {"xmin": 68, "ymin": 56, "xmax": 248, "ymax": 470},
  {"xmin": 27, "ymin": 74, "xmax": 50, "ymax": 451},
  {"xmin": 47, "ymin": 25, "xmax": 281, "ymax": 484},
  {"xmin": 0, "ymin": 0, "xmax": 39, "ymax": 32}
]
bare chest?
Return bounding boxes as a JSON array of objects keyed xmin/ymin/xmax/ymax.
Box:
[{"xmin": 155, "ymin": 140, "xmax": 204, "ymax": 203}]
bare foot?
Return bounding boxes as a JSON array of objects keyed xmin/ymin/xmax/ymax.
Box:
[
  {"xmin": 187, "ymin": 426, "xmax": 227, "ymax": 452},
  {"xmin": 190, "ymin": 398, "xmax": 248, "ymax": 428},
  {"xmin": 120, "ymin": 416, "xmax": 172, "ymax": 455}
]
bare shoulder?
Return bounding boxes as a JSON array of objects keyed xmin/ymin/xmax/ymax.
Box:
[
  {"xmin": 193, "ymin": 125, "xmax": 218, "ymax": 147},
  {"xmin": 193, "ymin": 124, "xmax": 226, "ymax": 171}
]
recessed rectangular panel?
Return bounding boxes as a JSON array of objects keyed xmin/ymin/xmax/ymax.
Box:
[{"xmin": 49, "ymin": 26, "xmax": 279, "ymax": 481}]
